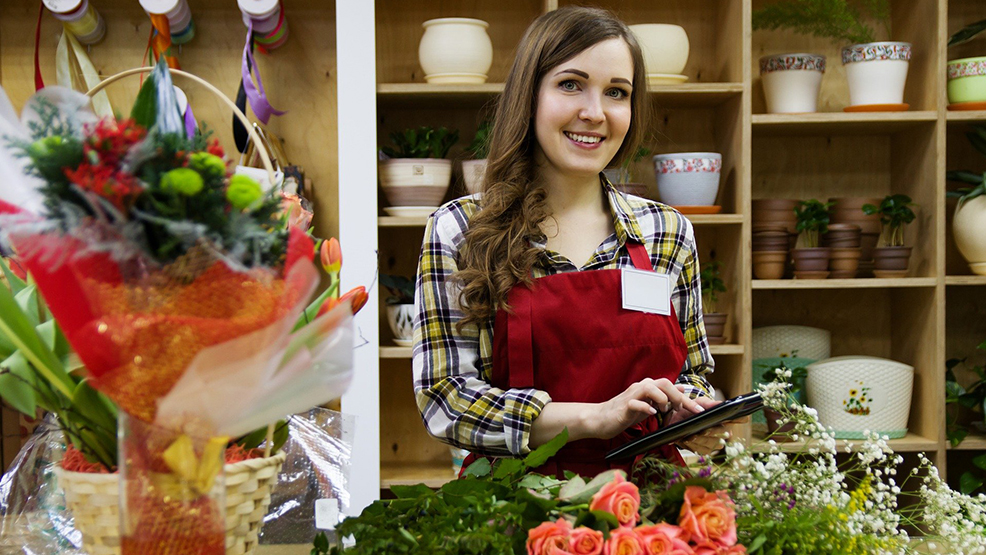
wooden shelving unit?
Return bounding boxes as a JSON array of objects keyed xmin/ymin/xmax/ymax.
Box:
[
  {"xmin": 751, "ymin": 432, "xmax": 940, "ymax": 454},
  {"xmin": 752, "ymin": 278, "xmax": 938, "ymax": 290}
]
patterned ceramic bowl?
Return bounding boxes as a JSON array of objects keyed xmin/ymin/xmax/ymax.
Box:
[
  {"xmin": 948, "ymin": 56, "xmax": 986, "ymax": 104},
  {"xmin": 806, "ymin": 356, "xmax": 913, "ymax": 439},
  {"xmin": 652, "ymin": 152, "xmax": 721, "ymax": 206}
]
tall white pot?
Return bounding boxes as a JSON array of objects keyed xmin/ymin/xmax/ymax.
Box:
[
  {"xmin": 418, "ymin": 18, "xmax": 493, "ymax": 84},
  {"xmin": 759, "ymin": 53, "xmax": 825, "ymax": 113},
  {"xmin": 953, "ymin": 195, "xmax": 986, "ymax": 276},
  {"xmin": 842, "ymin": 42, "xmax": 911, "ymax": 106}
]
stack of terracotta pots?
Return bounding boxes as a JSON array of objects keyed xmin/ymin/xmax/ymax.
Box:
[
  {"xmin": 828, "ymin": 197, "xmax": 882, "ymax": 277},
  {"xmin": 823, "ymin": 223, "xmax": 862, "ymax": 278},
  {"xmin": 752, "ymin": 199, "xmax": 797, "ymax": 279}
]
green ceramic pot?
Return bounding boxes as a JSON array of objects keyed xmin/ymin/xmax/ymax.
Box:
[{"xmin": 947, "ymin": 56, "xmax": 986, "ymax": 104}]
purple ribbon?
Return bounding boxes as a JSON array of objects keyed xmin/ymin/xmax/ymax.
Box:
[
  {"xmin": 241, "ymin": 20, "xmax": 286, "ymax": 124},
  {"xmin": 184, "ymin": 102, "xmax": 197, "ymax": 140}
]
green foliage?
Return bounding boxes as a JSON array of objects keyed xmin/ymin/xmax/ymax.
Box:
[
  {"xmin": 380, "ymin": 273, "xmax": 415, "ymax": 305},
  {"xmin": 945, "ymin": 340, "xmax": 986, "ymax": 450},
  {"xmin": 232, "ymin": 419, "xmax": 290, "ymax": 455},
  {"xmin": 795, "ymin": 199, "xmax": 832, "ymax": 248},
  {"xmin": 762, "ymin": 361, "xmax": 809, "ymax": 398},
  {"xmin": 862, "ymin": 194, "xmax": 916, "ymax": 248},
  {"xmin": 752, "ymin": 0, "xmax": 890, "ymax": 45},
  {"xmin": 700, "ymin": 260, "xmax": 726, "ymax": 313},
  {"xmin": 959, "ymin": 454, "xmax": 986, "ymax": 495},
  {"xmin": 381, "ymin": 127, "xmax": 459, "ymax": 159},
  {"xmin": 464, "ymin": 120, "xmax": 492, "ymax": 159},
  {"xmin": 946, "ymin": 125, "xmax": 986, "ymax": 207},
  {"xmin": 949, "ymin": 18, "xmax": 986, "ymax": 47}
]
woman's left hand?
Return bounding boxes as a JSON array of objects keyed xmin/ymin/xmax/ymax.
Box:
[{"xmin": 666, "ymin": 395, "xmax": 733, "ymax": 455}]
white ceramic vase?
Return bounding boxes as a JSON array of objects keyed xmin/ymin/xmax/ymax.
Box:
[
  {"xmin": 461, "ymin": 159, "xmax": 487, "ymax": 195},
  {"xmin": 387, "ymin": 304, "xmax": 415, "ymax": 347},
  {"xmin": 418, "ymin": 18, "xmax": 493, "ymax": 84},
  {"xmin": 652, "ymin": 152, "xmax": 721, "ymax": 206},
  {"xmin": 379, "ymin": 158, "xmax": 452, "ymax": 207},
  {"xmin": 953, "ymin": 195, "xmax": 986, "ymax": 276},
  {"xmin": 759, "ymin": 53, "xmax": 825, "ymax": 113},
  {"xmin": 628, "ymin": 24, "xmax": 689, "ymax": 78},
  {"xmin": 842, "ymin": 42, "xmax": 911, "ymax": 106},
  {"xmin": 806, "ymin": 356, "xmax": 913, "ymax": 439}
]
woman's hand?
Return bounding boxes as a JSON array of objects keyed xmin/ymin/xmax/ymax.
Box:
[{"xmin": 592, "ymin": 378, "xmax": 706, "ymax": 440}]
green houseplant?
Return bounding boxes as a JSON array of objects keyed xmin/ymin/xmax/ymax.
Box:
[
  {"xmin": 946, "ymin": 124, "xmax": 986, "ymax": 276},
  {"xmin": 862, "ymin": 194, "xmax": 916, "ymax": 278},
  {"xmin": 462, "ymin": 120, "xmax": 491, "ymax": 195},
  {"xmin": 379, "ymin": 126, "xmax": 459, "ymax": 212},
  {"xmin": 945, "ymin": 341, "xmax": 986, "ymax": 495},
  {"xmin": 699, "ymin": 260, "xmax": 728, "ymax": 345},
  {"xmin": 791, "ymin": 199, "xmax": 832, "ymax": 279}
]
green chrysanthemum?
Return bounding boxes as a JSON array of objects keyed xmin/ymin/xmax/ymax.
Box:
[
  {"xmin": 188, "ymin": 152, "xmax": 226, "ymax": 179},
  {"xmin": 226, "ymin": 174, "xmax": 263, "ymax": 210},
  {"xmin": 160, "ymin": 167, "xmax": 204, "ymax": 196}
]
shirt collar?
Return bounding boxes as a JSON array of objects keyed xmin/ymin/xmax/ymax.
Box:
[{"xmin": 601, "ymin": 173, "xmax": 645, "ymax": 246}]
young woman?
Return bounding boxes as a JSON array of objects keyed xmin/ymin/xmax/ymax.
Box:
[{"xmin": 413, "ymin": 6, "xmax": 726, "ymax": 477}]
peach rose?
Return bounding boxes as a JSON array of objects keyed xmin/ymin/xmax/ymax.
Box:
[
  {"xmin": 528, "ymin": 518, "xmax": 573, "ymax": 555},
  {"xmin": 678, "ymin": 487, "xmax": 738, "ymax": 547},
  {"xmin": 589, "ymin": 473, "xmax": 641, "ymax": 528},
  {"xmin": 604, "ymin": 526, "xmax": 645, "ymax": 555},
  {"xmin": 692, "ymin": 542, "xmax": 746, "ymax": 555},
  {"xmin": 569, "ymin": 527, "xmax": 604, "ymax": 555},
  {"xmin": 636, "ymin": 523, "xmax": 693, "ymax": 555}
]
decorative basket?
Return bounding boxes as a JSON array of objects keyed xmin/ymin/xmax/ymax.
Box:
[
  {"xmin": 752, "ymin": 326, "xmax": 830, "ymax": 425},
  {"xmin": 56, "ymin": 452, "xmax": 287, "ymax": 555},
  {"xmin": 806, "ymin": 356, "xmax": 914, "ymax": 439}
]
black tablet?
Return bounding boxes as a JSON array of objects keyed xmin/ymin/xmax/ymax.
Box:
[{"xmin": 605, "ymin": 392, "xmax": 763, "ymax": 461}]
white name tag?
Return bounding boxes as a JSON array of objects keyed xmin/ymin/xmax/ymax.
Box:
[{"xmin": 621, "ymin": 268, "xmax": 671, "ymax": 315}]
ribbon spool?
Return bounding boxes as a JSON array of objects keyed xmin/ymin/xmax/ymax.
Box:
[
  {"xmin": 43, "ymin": 0, "xmax": 105, "ymax": 45},
  {"xmin": 139, "ymin": 0, "xmax": 196, "ymax": 45},
  {"xmin": 239, "ymin": 0, "xmax": 289, "ymax": 51}
]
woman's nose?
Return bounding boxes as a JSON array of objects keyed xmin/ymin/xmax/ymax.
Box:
[{"xmin": 578, "ymin": 94, "xmax": 605, "ymax": 123}]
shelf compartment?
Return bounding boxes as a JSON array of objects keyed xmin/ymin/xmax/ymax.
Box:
[
  {"xmin": 947, "ymin": 111, "xmax": 986, "ymax": 123},
  {"xmin": 379, "ymin": 213, "xmax": 743, "ymax": 228},
  {"xmin": 751, "ymin": 432, "xmax": 938, "ymax": 453},
  {"xmin": 381, "ymin": 461, "xmax": 456, "ymax": 489},
  {"xmin": 949, "ymin": 433, "xmax": 986, "ymax": 451},
  {"xmin": 753, "ymin": 278, "xmax": 937, "ymax": 290},
  {"xmin": 946, "ymin": 276, "xmax": 986, "ymax": 286},
  {"xmin": 752, "ymin": 112, "xmax": 938, "ymax": 136}
]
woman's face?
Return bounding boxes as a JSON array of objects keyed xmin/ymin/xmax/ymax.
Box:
[{"xmin": 533, "ymin": 38, "xmax": 634, "ymax": 182}]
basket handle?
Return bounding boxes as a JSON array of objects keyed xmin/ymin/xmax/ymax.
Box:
[{"xmin": 86, "ymin": 67, "xmax": 277, "ymax": 186}]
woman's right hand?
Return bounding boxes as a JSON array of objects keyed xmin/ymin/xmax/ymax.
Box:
[{"xmin": 592, "ymin": 378, "xmax": 705, "ymax": 440}]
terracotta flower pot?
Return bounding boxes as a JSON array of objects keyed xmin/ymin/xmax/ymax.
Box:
[
  {"xmin": 872, "ymin": 246, "xmax": 912, "ymax": 278},
  {"xmin": 764, "ymin": 407, "xmax": 797, "ymax": 441},
  {"xmin": 753, "ymin": 198, "xmax": 799, "ymax": 211},
  {"xmin": 753, "ymin": 251, "xmax": 788, "ymax": 279},
  {"xmin": 829, "ymin": 247, "xmax": 862, "ymax": 278},
  {"xmin": 791, "ymin": 247, "xmax": 830, "ymax": 278},
  {"xmin": 703, "ymin": 313, "xmax": 728, "ymax": 344}
]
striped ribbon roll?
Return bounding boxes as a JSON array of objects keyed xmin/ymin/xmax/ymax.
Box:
[
  {"xmin": 44, "ymin": 0, "xmax": 105, "ymax": 45},
  {"xmin": 239, "ymin": 0, "xmax": 289, "ymax": 51},
  {"xmin": 139, "ymin": 0, "xmax": 195, "ymax": 46}
]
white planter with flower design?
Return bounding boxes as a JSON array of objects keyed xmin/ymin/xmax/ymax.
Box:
[
  {"xmin": 652, "ymin": 152, "xmax": 721, "ymax": 206},
  {"xmin": 805, "ymin": 356, "xmax": 913, "ymax": 439},
  {"xmin": 759, "ymin": 53, "xmax": 825, "ymax": 113},
  {"xmin": 842, "ymin": 42, "xmax": 911, "ymax": 107},
  {"xmin": 387, "ymin": 304, "xmax": 415, "ymax": 347},
  {"xmin": 953, "ymin": 196, "xmax": 986, "ymax": 275}
]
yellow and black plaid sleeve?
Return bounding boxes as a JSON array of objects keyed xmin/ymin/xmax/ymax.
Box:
[{"xmin": 412, "ymin": 199, "xmax": 552, "ymax": 457}]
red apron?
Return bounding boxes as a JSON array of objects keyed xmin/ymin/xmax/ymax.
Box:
[{"xmin": 461, "ymin": 241, "xmax": 688, "ymax": 479}]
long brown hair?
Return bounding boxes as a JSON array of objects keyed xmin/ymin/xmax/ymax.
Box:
[{"xmin": 455, "ymin": 7, "xmax": 649, "ymax": 331}]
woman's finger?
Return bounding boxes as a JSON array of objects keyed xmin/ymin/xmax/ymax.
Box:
[
  {"xmin": 628, "ymin": 399, "xmax": 657, "ymax": 416},
  {"xmin": 657, "ymin": 382, "xmax": 705, "ymax": 414}
]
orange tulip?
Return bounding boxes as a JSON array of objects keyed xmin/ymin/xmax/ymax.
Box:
[
  {"xmin": 320, "ymin": 238, "xmax": 342, "ymax": 274},
  {"xmin": 340, "ymin": 286, "xmax": 369, "ymax": 315},
  {"xmin": 315, "ymin": 296, "xmax": 340, "ymax": 319}
]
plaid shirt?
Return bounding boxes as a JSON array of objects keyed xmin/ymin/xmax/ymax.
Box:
[{"xmin": 412, "ymin": 179, "xmax": 715, "ymax": 458}]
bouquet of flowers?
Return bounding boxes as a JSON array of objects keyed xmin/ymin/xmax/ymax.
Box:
[{"xmin": 0, "ymin": 59, "xmax": 358, "ymax": 554}]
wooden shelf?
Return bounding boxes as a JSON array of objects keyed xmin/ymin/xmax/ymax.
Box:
[
  {"xmin": 381, "ymin": 461, "xmax": 456, "ymax": 489},
  {"xmin": 751, "ymin": 432, "xmax": 939, "ymax": 454},
  {"xmin": 947, "ymin": 110, "xmax": 986, "ymax": 123},
  {"xmin": 946, "ymin": 275, "xmax": 986, "ymax": 286},
  {"xmin": 710, "ymin": 344, "xmax": 744, "ymax": 355},
  {"xmin": 381, "ymin": 344, "xmax": 743, "ymax": 359},
  {"xmin": 377, "ymin": 82, "xmax": 742, "ymax": 108},
  {"xmin": 949, "ymin": 433, "xmax": 986, "ymax": 451},
  {"xmin": 752, "ymin": 111, "xmax": 938, "ymax": 136},
  {"xmin": 379, "ymin": 213, "xmax": 742, "ymax": 228},
  {"xmin": 753, "ymin": 277, "xmax": 938, "ymax": 290},
  {"xmin": 381, "ymin": 346, "xmax": 412, "ymax": 358}
]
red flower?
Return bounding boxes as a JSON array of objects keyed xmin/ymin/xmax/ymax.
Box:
[
  {"xmin": 64, "ymin": 163, "xmax": 142, "ymax": 212},
  {"xmin": 206, "ymin": 139, "xmax": 225, "ymax": 159},
  {"xmin": 84, "ymin": 118, "xmax": 147, "ymax": 167}
]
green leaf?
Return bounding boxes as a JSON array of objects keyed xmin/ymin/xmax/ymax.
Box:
[
  {"xmin": 493, "ymin": 458, "xmax": 524, "ymax": 480},
  {"xmin": 559, "ymin": 469, "xmax": 623, "ymax": 505},
  {"xmin": 14, "ymin": 286, "xmax": 39, "ymax": 328},
  {"xmin": 0, "ymin": 257, "xmax": 27, "ymax": 296},
  {"xmin": 960, "ymin": 471, "xmax": 984, "ymax": 495},
  {"xmin": 558, "ymin": 475, "xmax": 587, "ymax": 500},
  {"xmin": 973, "ymin": 453, "xmax": 986, "ymax": 471},
  {"xmin": 949, "ymin": 18, "xmax": 986, "ymax": 46},
  {"xmin": 313, "ymin": 531, "xmax": 329, "ymax": 553},
  {"xmin": 748, "ymin": 534, "xmax": 768, "ymax": 553},
  {"xmin": 130, "ymin": 70, "xmax": 158, "ymax": 129},
  {"xmin": 947, "ymin": 170, "xmax": 984, "ymax": 185},
  {"xmin": 948, "ymin": 427, "xmax": 968, "ymax": 448},
  {"xmin": 390, "ymin": 484, "xmax": 434, "ymax": 499},
  {"xmin": 235, "ymin": 426, "xmax": 269, "ymax": 450},
  {"xmin": 397, "ymin": 527, "xmax": 418, "ymax": 546},
  {"xmin": 0, "ymin": 281, "xmax": 72, "ymax": 398},
  {"xmin": 524, "ymin": 428, "xmax": 568, "ymax": 469},
  {"xmin": 71, "ymin": 379, "xmax": 117, "ymax": 436},
  {"xmin": 272, "ymin": 420, "xmax": 289, "ymax": 454},
  {"xmin": 0, "ymin": 351, "xmax": 38, "ymax": 415},
  {"xmin": 461, "ymin": 457, "xmax": 491, "ymax": 478}
]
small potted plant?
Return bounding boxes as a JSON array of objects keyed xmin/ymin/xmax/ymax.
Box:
[
  {"xmin": 603, "ymin": 146, "xmax": 652, "ymax": 199},
  {"xmin": 753, "ymin": 0, "xmax": 910, "ymax": 111},
  {"xmin": 946, "ymin": 125, "xmax": 986, "ymax": 276},
  {"xmin": 380, "ymin": 273, "xmax": 415, "ymax": 347},
  {"xmin": 761, "ymin": 361, "xmax": 808, "ymax": 440},
  {"xmin": 461, "ymin": 120, "xmax": 491, "ymax": 195},
  {"xmin": 792, "ymin": 199, "xmax": 832, "ymax": 279},
  {"xmin": 947, "ymin": 20, "xmax": 986, "ymax": 107},
  {"xmin": 379, "ymin": 126, "xmax": 459, "ymax": 214},
  {"xmin": 862, "ymin": 194, "xmax": 917, "ymax": 278},
  {"xmin": 700, "ymin": 260, "xmax": 728, "ymax": 345}
]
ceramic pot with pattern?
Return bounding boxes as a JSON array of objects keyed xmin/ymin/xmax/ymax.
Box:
[
  {"xmin": 386, "ymin": 303, "xmax": 415, "ymax": 347},
  {"xmin": 759, "ymin": 53, "xmax": 826, "ymax": 113},
  {"xmin": 379, "ymin": 158, "xmax": 452, "ymax": 207},
  {"xmin": 841, "ymin": 42, "xmax": 911, "ymax": 107},
  {"xmin": 652, "ymin": 152, "xmax": 721, "ymax": 206},
  {"xmin": 947, "ymin": 56, "xmax": 986, "ymax": 105}
]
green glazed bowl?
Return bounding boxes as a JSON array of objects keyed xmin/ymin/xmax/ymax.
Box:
[{"xmin": 947, "ymin": 56, "xmax": 986, "ymax": 104}]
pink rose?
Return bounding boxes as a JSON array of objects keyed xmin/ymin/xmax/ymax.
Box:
[
  {"xmin": 604, "ymin": 526, "xmax": 645, "ymax": 555},
  {"xmin": 636, "ymin": 523, "xmax": 693, "ymax": 555},
  {"xmin": 678, "ymin": 487, "xmax": 738, "ymax": 547},
  {"xmin": 570, "ymin": 526, "xmax": 604, "ymax": 555},
  {"xmin": 280, "ymin": 193, "xmax": 312, "ymax": 230},
  {"xmin": 692, "ymin": 542, "xmax": 746, "ymax": 555},
  {"xmin": 589, "ymin": 473, "xmax": 641, "ymax": 528},
  {"xmin": 528, "ymin": 519, "xmax": 573, "ymax": 555}
]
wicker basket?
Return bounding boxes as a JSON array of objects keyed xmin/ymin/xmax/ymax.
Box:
[{"xmin": 56, "ymin": 452, "xmax": 287, "ymax": 555}]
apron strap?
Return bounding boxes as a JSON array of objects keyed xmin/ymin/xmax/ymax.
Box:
[
  {"xmin": 626, "ymin": 242, "xmax": 653, "ymax": 271},
  {"xmin": 507, "ymin": 285, "xmax": 535, "ymax": 388}
]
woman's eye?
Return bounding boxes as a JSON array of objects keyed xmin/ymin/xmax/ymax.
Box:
[
  {"xmin": 559, "ymin": 80, "xmax": 579, "ymax": 91},
  {"xmin": 607, "ymin": 88, "xmax": 630, "ymax": 99}
]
